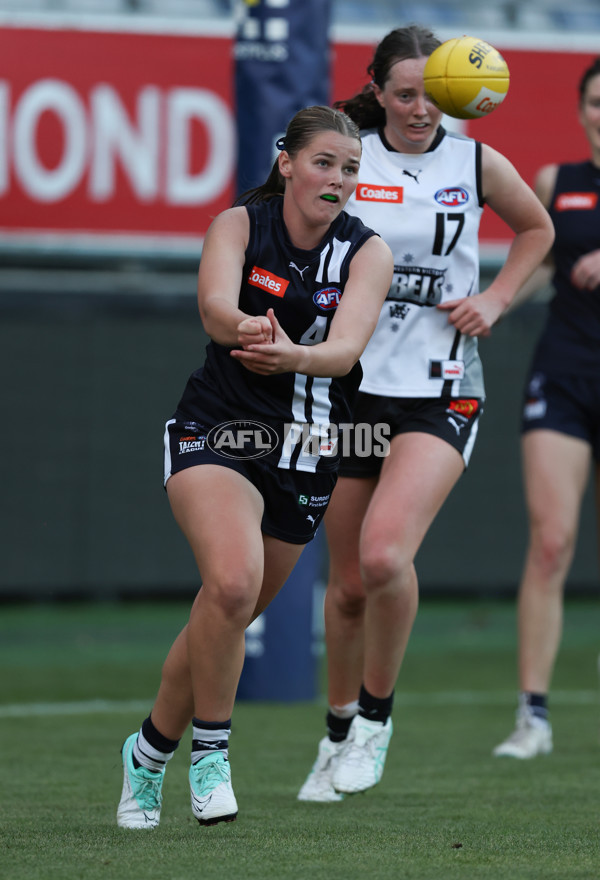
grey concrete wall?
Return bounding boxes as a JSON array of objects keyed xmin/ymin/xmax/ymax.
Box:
[{"xmin": 1, "ymin": 275, "xmax": 597, "ymax": 598}]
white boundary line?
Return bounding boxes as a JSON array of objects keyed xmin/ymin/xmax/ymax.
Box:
[
  {"xmin": 0, "ymin": 699, "xmax": 152, "ymax": 718},
  {"xmin": 0, "ymin": 691, "xmax": 596, "ymax": 718}
]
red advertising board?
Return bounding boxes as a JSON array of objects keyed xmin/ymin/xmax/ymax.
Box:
[
  {"xmin": 0, "ymin": 23, "xmax": 236, "ymax": 247},
  {"xmin": 0, "ymin": 20, "xmax": 596, "ymax": 250}
]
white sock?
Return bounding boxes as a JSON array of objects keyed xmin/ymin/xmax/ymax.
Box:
[
  {"xmin": 330, "ymin": 700, "xmax": 359, "ymax": 720},
  {"xmin": 133, "ymin": 729, "xmax": 176, "ymax": 772},
  {"xmin": 191, "ymin": 718, "xmax": 231, "ymax": 764}
]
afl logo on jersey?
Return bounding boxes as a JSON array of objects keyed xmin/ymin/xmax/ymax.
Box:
[
  {"xmin": 313, "ymin": 287, "xmax": 342, "ymax": 310},
  {"xmin": 435, "ymin": 187, "xmax": 469, "ymax": 207}
]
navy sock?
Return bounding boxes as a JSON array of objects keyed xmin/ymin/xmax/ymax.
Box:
[
  {"xmin": 132, "ymin": 714, "xmax": 179, "ymax": 770},
  {"xmin": 524, "ymin": 692, "xmax": 549, "ymax": 721},
  {"xmin": 358, "ymin": 684, "xmax": 394, "ymax": 723},
  {"xmin": 326, "ymin": 711, "xmax": 353, "ymax": 743}
]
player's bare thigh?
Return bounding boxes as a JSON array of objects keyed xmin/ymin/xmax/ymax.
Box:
[{"xmin": 361, "ymin": 431, "xmax": 464, "ymax": 564}]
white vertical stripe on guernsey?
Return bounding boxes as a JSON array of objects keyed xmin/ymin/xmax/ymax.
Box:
[
  {"xmin": 316, "ymin": 242, "xmax": 329, "ymax": 283},
  {"xmin": 309, "ymin": 376, "xmax": 333, "ymax": 427},
  {"xmin": 294, "ymin": 376, "xmax": 334, "ymax": 472},
  {"xmin": 461, "ymin": 412, "xmax": 480, "ymax": 467},
  {"xmin": 279, "ymin": 233, "xmax": 347, "ymax": 469},
  {"xmin": 276, "ymin": 375, "xmax": 334, "ymax": 471},
  {"xmin": 315, "ymin": 237, "xmax": 351, "ymax": 284},
  {"xmin": 163, "ymin": 419, "xmax": 176, "ymax": 485},
  {"xmin": 277, "ymin": 374, "xmax": 309, "ymax": 469}
]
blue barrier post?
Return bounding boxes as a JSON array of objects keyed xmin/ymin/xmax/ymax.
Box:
[{"xmin": 237, "ymin": 529, "xmax": 325, "ymax": 701}]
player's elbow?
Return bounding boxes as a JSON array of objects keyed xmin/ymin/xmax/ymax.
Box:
[
  {"xmin": 538, "ymin": 213, "xmax": 555, "ymax": 250},
  {"xmin": 331, "ymin": 346, "xmax": 362, "ymax": 377}
]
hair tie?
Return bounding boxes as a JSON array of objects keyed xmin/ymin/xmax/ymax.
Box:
[{"xmin": 276, "ymin": 137, "xmax": 286, "ymax": 151}]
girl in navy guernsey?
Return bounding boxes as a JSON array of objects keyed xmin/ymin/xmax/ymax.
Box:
[
  {"xmin": 494, "ymin": 57, "xmax": 600, "ymax": 760},
  {"xmin": 116, "ymin": 105, "xmax": 393, "ymax": 828}
]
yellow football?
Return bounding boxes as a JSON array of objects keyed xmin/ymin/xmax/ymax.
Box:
[{"xmin": 423, "ymin": 36, "xmax": 510, "ymax": 120}]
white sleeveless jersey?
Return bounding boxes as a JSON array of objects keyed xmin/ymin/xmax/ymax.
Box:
[{"xmin": 346, "ymin": 128, "xmax": 485, "ymax": 398}]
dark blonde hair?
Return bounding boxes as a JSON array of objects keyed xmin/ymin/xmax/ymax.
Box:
[
  {"xmin": 236, "ymin": 105, "xmax": 360, "ymax": 205},
  {"xmin": 334, "ymin": 24, "xmax": 441, "ymax": 130},
  {"xmin": 579, "ymin": 56, "xmax": 600, "ymax": 103}
]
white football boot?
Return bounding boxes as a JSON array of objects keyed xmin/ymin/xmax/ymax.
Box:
[
  {"xmin": 297, "ymin": 737, "xmax": 345, "ymax": 803},
  {"xmin": 117, "ymin": 733, "xmax": 164, "ymax": 829},
  {"xmin": 332, "ymin": 715, "xmax": 393, "ymax": 794},
  {"xmin": 189, "ymin": 752, "xmax": 238, "ymax": 825},
  {"xmin": 493, "ymin": 703, "xmax": 553, "ymax": 759}
]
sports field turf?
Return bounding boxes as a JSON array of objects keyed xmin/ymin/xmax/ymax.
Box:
[{"xmin": 1, "ymin": 599, "xmax": 598, "ymax": 879}]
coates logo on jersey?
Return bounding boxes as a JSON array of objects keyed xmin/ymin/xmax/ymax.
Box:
[
  {"xmin": 435, "ymin": 187, "xmax": 469, "ymax": 207},
  {"xmin": 356, "ymin": 184, "xmax": 403, "ymax": 203},
  {"xmin": 313, "ymin": 287, "xmax": 342, "ymax": 310},
  {"xmin": 248, "ymin": 266, "xmax": 289, "ymax": 298},
  {"xmin": 555, "ymin": 192, "xmax": 598, "ymax": 211}
]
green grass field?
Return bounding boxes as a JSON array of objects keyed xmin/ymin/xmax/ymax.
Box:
[{"xmin": 1, "ymin": 599, "xmax": 599, "ymax": 880}]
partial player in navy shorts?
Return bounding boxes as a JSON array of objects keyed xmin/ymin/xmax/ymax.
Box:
[
  {"xmin": 521, "ymin": 370, "xmax": 600, "ymax": 462},
  {"xmin": 164, "ymin": 417, "xmax": 337, "ymax": 544},
  {"xmin": 339, "ymin": 391, "xmax": 484, "ymax": 478}
]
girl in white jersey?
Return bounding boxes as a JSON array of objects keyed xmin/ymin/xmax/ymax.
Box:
[{"xmin": 298, "ymin": 25, "xmax": 554, "ymax": 802}]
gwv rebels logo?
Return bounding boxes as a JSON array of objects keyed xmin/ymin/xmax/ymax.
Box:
[
  {"xmin": 356, "ymin": 183, "xmax": 403, "ymax": 203},
  {"xmin": 248, "ymin": 265, "xmax": 289, "ymax": 297},
  {"xmin": 555, "ymin": 192, "xmax": 598, "ymax": 211},
  {"xmin": 313, "ymin": 287, "xmax": 341, "ymax": 310},
  {"xmin": 448, "ymin": 399, "xmax": 479, "ymax": 418}
]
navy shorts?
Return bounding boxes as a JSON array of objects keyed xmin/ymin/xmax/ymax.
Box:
[
  {"xmin": 521, "ymin": 370, "xmax": 600, "ymax": 461},
  {"xmin": 163, "ymin": 418, "xmax": 337, "ymax": 544},
  {"xmin": 339, "ymin": 392, "xmax": 484, "ymax": 478}
]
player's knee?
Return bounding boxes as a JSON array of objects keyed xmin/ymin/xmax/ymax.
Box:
[
  {"xmin": 328, "ymin": 565, "xmax": 366, "ymax": 617},
  {"xmin": 203, "ymin": 569, "xmax": 262, "ymax": 622},
  {"xmin": 529, "ymin": 523, "xmax": 576, "ymax": 580},
  {"xmin": 360, "ymin": 541, "xmax": 409, "ymax": 592}
]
